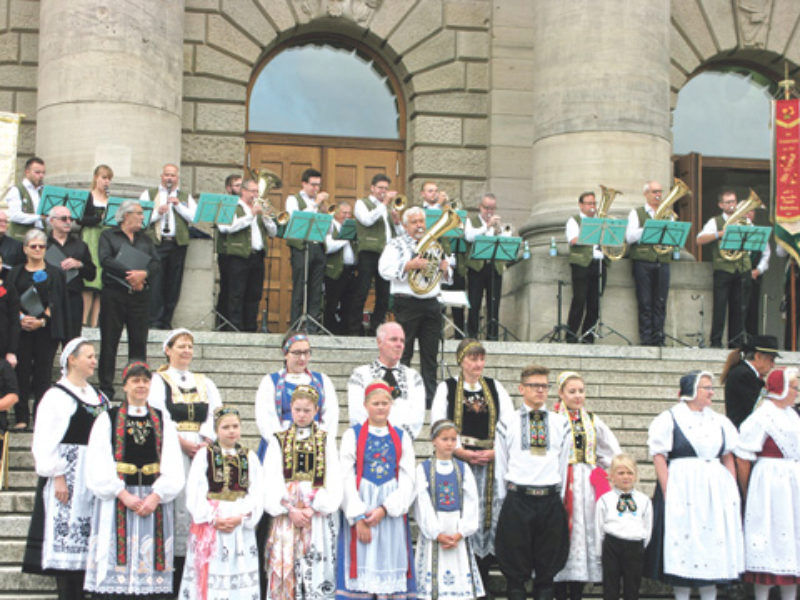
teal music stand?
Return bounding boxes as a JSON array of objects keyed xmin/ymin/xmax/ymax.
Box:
[
  {"xmin": 640, "ymin": 219, "xmax": 691, "ymax": 250},
  {"xmin": 338, "ymin": 218, "xmax": 357, "ymax": 240},
  {"xmin": 39, "ymin": 186, "xmax": 90, "ymax": 220},
  {"xmin": 285, "ymin": 211, "xmax": 335, "ymax": 336},
  {"xmin": 194, "ymin": 193, "xmax": 239, "ymax": 225},
  {"xmin": 104, "ymin": 197, "xmax": 155, "ymax": 227},
  {"xmin": 424, "ymin": 209, "xmax": 468, "ymax": 239},
  {"xmin": 469, "ymin": 235, "xmax": 521, "ymax": 340},
  {"xmin": 574, "ymin": 217, "xmax": 632, "ymax": 345}
]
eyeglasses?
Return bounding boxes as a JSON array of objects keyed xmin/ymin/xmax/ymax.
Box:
[
  {"xmin": 0, "ymin": 219, "xmax": 8, "ymax": 224},
  {"xmin": 27, "ymin": 244, "xmax": 46, "ymax": 249},
  {"xmin": 288, "ymin": 350, "xmax": 312, "ymax": 357},
  {"xmin": 522, "ymin": 382, "xmax": 550, "ymax": 391},
  {"xmin": 648, "ymin": 189, "xmax": 663, "ymax": 194},
  {"xmin": 698, "ymin": 385, "xmax": 714, "ymax": 391},
  {"xmin": 52, "ymin": 216, "xmax": 72, "ymax": 222}
]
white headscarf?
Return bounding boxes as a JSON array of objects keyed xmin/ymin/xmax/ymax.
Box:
[{"xmin": 60, "ymin": 337, "xmax": 89, "ymax": 377}]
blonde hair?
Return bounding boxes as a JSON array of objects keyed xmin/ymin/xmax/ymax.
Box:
[{"xmin": 609, "ymin": 454, "xmax": 638, "ymax": 481}]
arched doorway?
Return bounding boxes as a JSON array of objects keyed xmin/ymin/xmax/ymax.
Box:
[{"xmin": 246, "ymin": 36, "xmax": 406, "ymax": 333}]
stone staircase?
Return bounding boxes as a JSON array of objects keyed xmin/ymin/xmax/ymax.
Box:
[{"xmin": 3, "ymin": 330, "xmax": 788, "ymax": 599}]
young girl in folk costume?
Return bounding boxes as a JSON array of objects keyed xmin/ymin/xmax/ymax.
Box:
[
  {"xmin": 148, "ymin": 328, "xmax": 223, "ymax": 593},
  {"xmin": 734, "ymin": 368, "xmax": 800, "ymax": 600},
  {"xmin": 83, "ymin": 361, "xmax": 184, "ymax": 598},
  {"xmin": 430, "ymin": 339, "xmax": 514, "ymax": 590},
  {"xmin": 554, "ymin": 371, "xmax": 621, "ymax": 600},
  {"xmin": 414, "ymin": 419, "xmax": 485, "ymax": 600},
  {"xmin": 179, "ymin": 406, "xmax": 263, "ymax": 600},
  {"xmin": 22, "ymin": 338, "xmax": 109, "ymax": 600},
  {"xmin": 337, "ymin": 380, "xmax": 417, "ymax": 600},
  {"xmin": 264, "ymin": 384, "xmax": 342, "ymax": 600}
]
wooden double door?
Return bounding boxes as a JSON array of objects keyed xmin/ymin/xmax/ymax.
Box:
[{"xmin": 246, "ymin": 135, "xmax": 404, "ymax": 333}]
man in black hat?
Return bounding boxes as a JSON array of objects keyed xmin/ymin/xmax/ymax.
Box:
[{"xmin": 721, "ymin": 334, "xmax": 780, "ymax": 429}]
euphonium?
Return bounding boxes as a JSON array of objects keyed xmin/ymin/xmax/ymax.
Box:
[
  {"xmin": 409, "ymin": 208, "xmax": 462, "ymax": 295},
  {"xmin": 653, "ymin": 178, "xmax": 691, "ymax": 255},
  {"xmin": 250, "ymin": 167, "xmax": 284, "ymax": 220},
  {"xmin": 597, "ymin": 184, "xmax": 626, "ymax": 261},
  {"xmin": 720, "ymin": 189, "xmax": 764, "ymax": 262}
]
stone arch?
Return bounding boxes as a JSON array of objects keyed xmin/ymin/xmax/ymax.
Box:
[
  {"xmin": 669, "ymin": 0, "xmax": 800, "ymax": 107},
  {"xmin": 182, "ymin": 0, "xmax": 491, "ymax": 201}
]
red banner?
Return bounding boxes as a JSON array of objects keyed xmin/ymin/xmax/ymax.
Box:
[{"xmin": 775, "ymin": 99, "xmax": 800, "ymax": 221}]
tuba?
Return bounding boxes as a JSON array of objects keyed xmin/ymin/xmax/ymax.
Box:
[
  {"xmin": 597, "ymin": 184, "xmax": 626, "ymax": 261},
  {"xmin": 720, "ymin": 189, "xmax": 764, "ymax": 262},
  {"xmin": 251, "ymin": 167, "xmax": 289, "ymax": 225},
  {"xmin": 409, "ymin": 208, "xmax": 462, "ymax": 295},
  {"xmin": 653, "ymin": 178, "xmax": 691, "ymax": 255}
]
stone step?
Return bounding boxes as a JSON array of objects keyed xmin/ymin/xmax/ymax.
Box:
[{"xmin": 0, "ymin": 567, "xmax": 55, "ymax": 592}]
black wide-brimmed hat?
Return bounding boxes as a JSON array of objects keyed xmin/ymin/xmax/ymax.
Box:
[{"xmin": 745, "ymin": 335, "xmax": 781, "ymax": 357}]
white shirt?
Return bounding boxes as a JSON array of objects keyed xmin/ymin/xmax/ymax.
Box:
[
  {"xmin": 463, "ymin": 215, "xmax": 512, "ymax": 242},
  {"xmin": 325, "ymin": 220, "xmax": 356, "ymax": 265},
  {"xmin": 140, "ymin": 185, "xmax": 197, "ymax": 238},
  {"xmin": 565, "ymin": 214, "xmax": 604, "ymax": 260},
  {"xmin": 285, "ymin": 190, "xmax": 319, "ymax": 215},
  {"xmin": 147, "ymin": 367, "xmax": 223, "ymax": 442},
  {"xmin": 347, "ymin": 360, "xmax": 426, "ymax": 439},
  {"xmin": 494, "ymin": 405, "xmax": 570, "ymax": 499},
  {"xmin": 378, "ymin": 232, "xmax": 453, "ymax": 298},
  {"xmin": 354, "ymin": 194, "xmax": 396, "ymax": 243},
  {"xmin": 217, "ymin": 199, "xmax": 277, "ymax": 251},
  {"xmin": 5, "ymin": 178, "xmax": 43, "ymax": 229},
  {"xmin": 699, "ymin": 214, "xmax": 772, "ymax": 274},
  {"xmin": 625, "ymin": 204, "xmax": 657, "ymax": 244},
  {"xmin": 594, "ymin": 487, "xmax": 653, "ymax": 554}
]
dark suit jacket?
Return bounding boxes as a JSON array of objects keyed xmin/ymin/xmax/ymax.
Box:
[{"xmin": 724, "ymin": 360, "xmax": 764, "ymax": 429}]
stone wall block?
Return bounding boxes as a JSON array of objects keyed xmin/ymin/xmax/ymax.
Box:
[
  {"xmin": 182, "ymin": 101, "xmax": 196, "ymax": 131},
  {"xmin": 221, "ymin": 0, "xmax": 275, "ymax": 47},
  {"xmin": 207, "ymin": 14, "xmax": 261, "ymax": 63},
  {"xmin": 402, "ymin": 29, "xmax": 455, "ymax": 74},
  {"xmin": 387, "ymin": 0, "xmax": 443, "ymax": 56},
  {"xmin": 0, "ymin": 64, "xmax": 35, "ymax": 88},
  {"xmin": 369, "ymin": 0, "xmax": 417, "ymax": 40},
  {"xmin": 766, "ymin": 0, "xmax": 800, "ymax": 55},
  {"xmin": 669, "ymin": 64, "xmax": 688, "ymax": 107},
  {"xmin": 8, "ymin": 0, "xmax": 38, "ymax": 31},
  {"xmin": 411, "ymin": 114, "xmax": 461, "ymax": 145},
  {"xmin": 186, "ymin": 0, "xmax": 220, "ymax": 10},
  {"xmin": 444, "ymin": 0, "xmax": 490, "ymax": 29},
  {"xmin": 490, "ymin": 145, "xmax": 530, "ymax": 178},
  {"xmin": 490, "ymin": 114, "xmax": 532, "ymax": 147},
  {"xmin": 0, "ymin": 32, "xmax": 18, "ymax": 61},
  {"xmin": 193, "ymin": 165, "xmax": 242, "ymax": 194},
  {"xmin": 411, "ymin": 61, "xmax": 465, "ymax": 94},
  {"xmin": 0, "ymin": 91, "xmax": 12, "ymax": 111},
  {"xmin": 411, "ymin": 146, "xmax": 486, "ymax": 177},
  {"xmin": 184, "ymin": 75, "xmax": 247, "ymax": 102},
  {"xmin": 697, "ymin": 0, "xmax": 737, "ymax": 50},
  {"xmin": 491, "ymin": 57, "xmax": 533, "ymax": 91},
  {"xmin": 15, "ymin": 89, "xmax": 34, "ymax": 116},
  {"xmin": 492, "ymin": 0, "xmax": 533, "ymax": 28},
  {"xmin": 463, "ymin": 117, "xmax": 488, "ymax": 146},
  {"xmin": 258, "ymin": 0, "xmax": 296, "ymax": 32},
  {"xmin": 456, "ymin": 30, "xmax": 488, "ymax": 60},
  {"xmin": 466, "ymin": 62, "xmax": 488, "ymax": 91},
  {"xmin": 17, "ymin": 121, "xmax": 34, "ymax": 153},
  {"xmin": 194, "ymin": 45, "xmax": 251, "ymax": 82},
  {"xmin": 413, "ymin": 91, "xmax": 487, "ymax": 116},
  {"xmin": 670, "ymin": 25, "xmax": 701, "ymax": 75},
  {"xmin": 493, "ymin": 26, "xmax": 534, "ymax": 50},
  {"xmin": 0, "ymin": 0, "xmax": 7, "ymax": 30},
  {"xmin": 182, "ymin": 133, "xmax": 244, "ymax": 164},
  {"xmin": 19, "ymin": 31, "xmax": 35, "ymax": 62},
  {"xmin": 671, "ymin": 1, "xmax": 717, "ymax": 59},
  {"xmin": 196, "ymin": 102, "xmax": 246, "ymax": 132},
  {"xmin": 461, "ymin": 179, "xmax": 487, "ymax": 205},
  {"xmin": 184, "ymin": 11, "xmax": 206, "ymax": 43},
  {"xmin": 184, "ymin": 43, "xmax": 195, "ymax": 74},
  {"xmin": 491, "ymin": 90, "xmax": 533, "ymax": 116}
]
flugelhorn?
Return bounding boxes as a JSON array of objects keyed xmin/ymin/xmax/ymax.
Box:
[
  {"xmin": 720, "ymin": 189, "xmax": 764, "ymax": 262},
  {"xmin": 393, "ymin": 194, "xmax": 408, "ymax": 213},
  {"xmin": 250, "ymin": 167, "xmax": 288, "ymax": 224}
]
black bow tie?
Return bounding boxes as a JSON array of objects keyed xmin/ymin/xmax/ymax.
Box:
[
  {"xmin": 616, "ymin": 493, "xmax": 637, "ymax": 514},
  {"xmin": 382, "ymin": 367, "xmax": 400, "ymax": 399}
]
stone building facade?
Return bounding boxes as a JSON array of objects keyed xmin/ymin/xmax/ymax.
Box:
[{"xmin": 1, "ymin": 0, "xmax": 797, "ymax": 342}]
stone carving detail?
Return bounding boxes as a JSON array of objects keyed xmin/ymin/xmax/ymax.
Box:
[
  {"xmin": 737, "ymin": 0, "xmax": 770, "ymax": 48},
  {"xmin": 299, "ymin": 0, "xmax": 382, "ymax": 24}
]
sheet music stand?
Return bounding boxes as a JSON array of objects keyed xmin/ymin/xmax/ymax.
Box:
[
  {"xmin": 191, "ymin": 193, "xmax": 241, "ymax": 331},
  {"xmin": 337, "ymin": 218, "xmax": 357, "ymax": 240},
  {"xmin": 469, "ymin": 235, "xmax": 521, "ymax": 341},
  {"xmin": 39, "ymin": 186, "xmax": 90, "ymax": 220},
  {"xmin": 575, "ymin": 217, "xmax": 631, "ymax": 345},
  {"xmin": 285, "ymin": 211, "xmax": 334, "ymax": 335},
  {"xmin": 424, "ymin": 209, "xmax": 468, "ymax": 239},
  {"xmin": 104, "ymin": 197, "xmax": 155, "ymax": 228}
]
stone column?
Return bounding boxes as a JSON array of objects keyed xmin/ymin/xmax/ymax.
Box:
[
  {"xmin": 35, "ymin": 0, "xmax": 183, "ymax": 191},
  {"xmin": 521, "ymin": 0, "xmax": 672, "ymax": 247}
]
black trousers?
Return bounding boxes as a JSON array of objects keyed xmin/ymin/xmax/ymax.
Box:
[
  {"xmin": 631, "ymin": 260, "xmax": 669, "ymax": 346},
  {"xmin": 222, "ymin": 250, "xmax": 265, "ymax": 332},
  {"xmin": 148, "ymin": 239, "xmax": 186, "ymax": 329},
  {"xmin": 323, "ymin": 265, "xmax": 357, "ymax": 335},
  {"xmin": 467, "ymin": 263, "xmax": 503, "ymax": 340},
  {"xmin": 65, "ymin": 289, "xmax": 83, "ymax": 341},
  {"xmin": 216, "ymin": 252, "xmax": 230, "ymax": 329},
  {"xmin": 290, "ymin": 244, "xmax": 325, "ymax": 331},
  {"xmin": 710, "ymin": 269, "xmax": 751, "ymax": 348},
  {"xmin": 350, "ymin": 250, "xmax": 390, "ymax": 335},
  {"xmin": 745, "ymin": 274, "xmax": 762, "ymax": 337},
  {"xmin": 495, "ymin": 489, "xmax": 569, "ymax": 594},
  {"xmin": 441, "ymin": 270, "xmax": 466, "ymax": 337},
  {"xmin": 567, "ymin": 260, "xmax": 605, "ymax": 343},
  {"xmin": 55, "ymin": 571, "xmax": 85, "ymax": 600},
  {"xmin": 393, "ymin": 295, "xmax": 441, "ymax": 407},
  {"xmin": 602, "ymin": 534, "xmax": 644, "ymax": 600},
  {"xmin": 14, "ymin": 326, "xmax": 58, "ymax": 426},
  {"xmin": 99, "ymin": 286, "xmax": 150, "ymax": 400}
]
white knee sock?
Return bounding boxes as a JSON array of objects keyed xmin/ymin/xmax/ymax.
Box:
[
  {"xmin": 698, "ymin": 585, "xmax": 716, "ymax": 600},
  {"xmin": 674, "ymin": 586, "xmax": 691, "ymax": 600},
  {"xmin": 779, "ymin": 584, "xmax": 797, "ymax": 600},
  {"xmin": 754, "ymin": 584, "xmax": 771, "ymax": 600}
]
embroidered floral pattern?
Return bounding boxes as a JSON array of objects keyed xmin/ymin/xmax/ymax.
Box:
[{"xmin": 364, "ymin": 435, "xmax": 395, "ymax": 484}]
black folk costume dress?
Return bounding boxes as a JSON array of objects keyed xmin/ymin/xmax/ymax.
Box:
[{"xmin": 83, "ymin": 403, "xmax": 184, "ymax": 597}]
